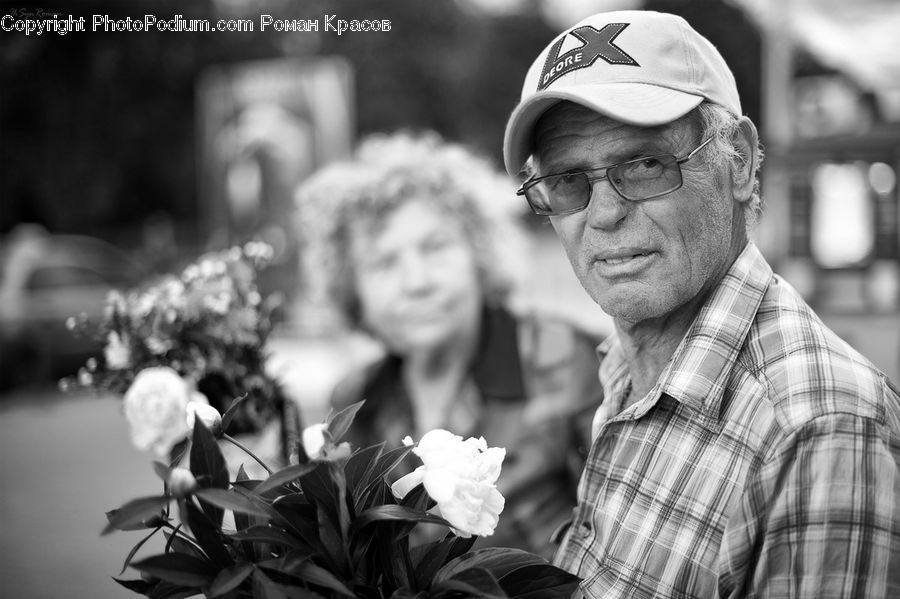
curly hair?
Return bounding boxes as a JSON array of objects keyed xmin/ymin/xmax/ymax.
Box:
[{"xmin": 294, "ymin": 131, "xmax": 527, "ymax": 328}]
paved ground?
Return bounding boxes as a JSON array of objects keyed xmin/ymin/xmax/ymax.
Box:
[{"xmin": 0, "ymin": 387, "xmax": 165, "ymax": 599}]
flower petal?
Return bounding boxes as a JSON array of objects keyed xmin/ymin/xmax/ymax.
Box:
[
  {"xmin": 391, "ymin": 468, "xmax": 424, "ymax": 500},
  {"xmin": 422, "ymin": 469, "xmax": 458, "ymax": 503}
]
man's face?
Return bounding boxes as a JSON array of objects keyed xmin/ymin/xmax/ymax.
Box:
[{"xmin": 533, "ymin": 103, "xmax": 744, "ymax": 325}]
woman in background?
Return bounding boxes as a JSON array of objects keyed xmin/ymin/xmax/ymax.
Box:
[{"xmin": 294, "ymin": 132, "xmax": 603, "ymax": 557}]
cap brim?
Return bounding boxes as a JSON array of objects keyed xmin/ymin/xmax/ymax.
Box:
[{"xmin": 503, "ymin": 83, "xmax": 704, "ymax": 176}]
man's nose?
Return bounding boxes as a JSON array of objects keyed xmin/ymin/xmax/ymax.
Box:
[{"xmin": 585, "ymin": 178, "xmax": 629, "ymax": 229}]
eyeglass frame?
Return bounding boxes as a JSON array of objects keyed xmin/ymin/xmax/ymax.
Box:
[{"xmin": 516, "ymin": 136, "xmax": 715, "ymax": 216}]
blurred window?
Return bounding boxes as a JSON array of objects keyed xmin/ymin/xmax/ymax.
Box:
[{"xmin": 810, "ymin": 161, "xmax": 875, "ymax": 269}]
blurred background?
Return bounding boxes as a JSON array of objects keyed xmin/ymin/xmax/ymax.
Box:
[{"xmin": 1, "ymin": 0, "xmax": 899, "ymax": 597}]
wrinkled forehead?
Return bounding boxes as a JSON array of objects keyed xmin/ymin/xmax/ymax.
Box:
[{"xmin": 531, "ymin": 101, "xmax": 699, "ymax": 167}]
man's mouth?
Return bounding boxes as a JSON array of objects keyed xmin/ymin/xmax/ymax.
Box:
[{"xmin": 600, "ymin": 251, "xmax": 653, "ymax": 265}]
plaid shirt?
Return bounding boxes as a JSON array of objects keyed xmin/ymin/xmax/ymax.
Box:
[{"xmin": 555, "ymin": 243, "xmax": 900, "ymax": 598}]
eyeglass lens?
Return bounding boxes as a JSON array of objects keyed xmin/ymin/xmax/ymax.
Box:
[{"xmin": 525, "ymin": 154, "xmax": 684, "ymax": 215}]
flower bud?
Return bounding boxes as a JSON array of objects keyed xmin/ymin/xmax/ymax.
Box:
[
  {"xmin": 167, "ymin": 468, "xmax": 197, "ymax": 498},
  {"xmin": 302, "ymin": 423, "xmax": 328, "ymax": 460},
  {"xmin": 186, "ymin": 400, "xmax": 222, "ymax": 436}
]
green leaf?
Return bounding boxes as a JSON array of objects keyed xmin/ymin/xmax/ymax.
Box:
[
  {"xmin": 232, "ymin": 465, "xmax": 259, "ymax": 560},
  {"xmin": 221, "ymin": 393, "xmax": 249, "ymax": 434},
  {"xmin": 357, "ymin": 445, "xmax": 414, "ymax": 510},
  {"xmin": 435, "ymin": 548, "xmax": 548, "ymax": 584},
  {"xmin": 410, "ymin": 534, "xmax": 480, "ymax": 590},
  {"xmin": 316, "ymin": 500, "xmax": 348, "ymax": 576},
  {"xmin": 119, "ymin": 525, "xmax": 164, "ymax": 575},
  {"xmin": 325, "ymin": 400, "xmax": 365, "ymax": 443},
  {"xmin": 444, "ymin": 534, "xmax": 477, "ymax": 563},
  {"xmin": 153, "ymin": 461, "xmax": 173, "ymax": 483},
  {"xmin": 183, "ymin": 499, "xmax": 234, "ymax": 569},
  {"xmin": 131, "ymin": 552, "xmax": 215, "ymax": 587},
  {"xmin": 253, "ymin": 568, "xmax": 321, "ymax": 599},
  {"xmin": 254, "ymin": 462, "xmax": 318, "ymax": 496},
  {"xmin": 103, "ymin": 495, "xmax": 169, "ymax": 535},
  {"xmin": 112, "ymin": 576, "xmax": 155, "ymax": 594},
  {"xmin": 231, "ymin": 485, "xmax": 291, "ymax": 527},
  {"xmin": 168, "ymin": 439, "xmax": 190, "ymax": 469},
  {"xmin": 438, "ymin": 567, "xmax": 507, "ymax": 598},
  {"xmin": 189, "ymin": 419, "xmax": 228, "ymax": 526},
  {"xmin": 269, "ymin": 501, "xmax": 321, "ymax": 554},
  {"xmin": 390, "ymin": 589, "xmax": 427, "ymax": 599},
  {"xmin": 287, "ymin": 561, "xmax": 357, "ymax": 597},
  {"xmin": 164, "ymin": 531, "xmax": 207, "ymax": 562},
  {"xmin": 229, "ymin": 525, "xmax": 307, "ymax": 549},
  {"xmin": 496, "ymin": 564, "xmax": 581, "ymax": 599},
  {"xmin": 351, "ymin": 504, "xmax": 450, "ymax": 538},
  {"xmin": 148, "ymin": 580, "xmax": 203, "ymax": 599},
  {"xmin": 207, "ymin": 563, "xmax": 254, "ymax": 598},
  {"xmin": 195, "ymin": 488, "xmax": 272, "ymax": 518},
  {"xmin": 398, "ymin": 482, "xmax": 434, "ymax": 512},
  {"xmin": 345, "ymin": 442, "xmax": 384, "ymax": 495},
  {"xmin": 258, "ymin": 561, "xmax": 356, "ymax": 598}
]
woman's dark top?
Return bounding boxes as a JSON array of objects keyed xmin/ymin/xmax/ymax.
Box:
[{"xmin": 331, "ymin": 305, "xmax": 604, "ymax": 558}]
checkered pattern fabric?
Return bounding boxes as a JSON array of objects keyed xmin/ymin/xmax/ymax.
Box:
[{"xmin": 555, "ymin": 243, "xmax": 900, "ymax": 598}]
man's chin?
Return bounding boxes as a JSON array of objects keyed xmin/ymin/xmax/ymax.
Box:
[{"xmin": 596, "ymin": 290, "xmax": 660, "ymax": 325}]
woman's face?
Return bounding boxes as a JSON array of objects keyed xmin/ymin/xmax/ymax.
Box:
[{"xmin": 351, "ymin": 199, "xmax": 483, "ymax": 355}]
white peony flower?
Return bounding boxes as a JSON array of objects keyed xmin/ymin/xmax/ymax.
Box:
[
  {"xmin": 104, "ymin": 330, "xmax": 132, "ymax": 370},
  {"xmin": 185, "ymin": 397, "xmax": 221, "ymax": 436},
  {"xmin": 391, "ymin": 429, "xmax": 506, "ymax": 538},
  {"xmin": 123, "ymin": 367, "xmax": 193, "ymax": 457}
]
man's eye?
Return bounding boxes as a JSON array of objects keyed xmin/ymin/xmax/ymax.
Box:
[
  {"xmin": 550, "ymin": 173, "xmax": 583, "ymax": 188},
  {"xmin": 623, "ymin": 157, "xmax": 666, "ymax": 178},
  {"xmin": 639, "ymin": 157, "xmax": 663, "ymax": 169}
]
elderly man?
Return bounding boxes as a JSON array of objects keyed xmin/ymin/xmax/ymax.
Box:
[{"xmin": 503, "ymin": 10, "xmax": 900, "ymax": 599}]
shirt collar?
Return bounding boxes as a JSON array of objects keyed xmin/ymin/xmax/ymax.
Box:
[{"xmin": 599, "ymin": 243, "xmax": 772, "ymax": 429}]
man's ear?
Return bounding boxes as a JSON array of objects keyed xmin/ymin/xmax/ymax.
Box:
[{"xmin": 731, "ymin": 117, "xmax": 759, "ymax": 203}]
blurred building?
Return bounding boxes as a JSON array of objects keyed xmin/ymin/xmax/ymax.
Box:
[{"xmin": 744, "ymin": 0, "xmax": 900, "ymax": 382}]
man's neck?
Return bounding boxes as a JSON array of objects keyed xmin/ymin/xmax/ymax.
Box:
[{"xmin": 615, "ymin": 237, "xmax": 749, "ymax": 406}]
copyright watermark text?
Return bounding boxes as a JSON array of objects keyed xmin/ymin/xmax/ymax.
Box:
[{"xmin": 0, "ymin": 10, "xmax": 392, "ymax": 36}]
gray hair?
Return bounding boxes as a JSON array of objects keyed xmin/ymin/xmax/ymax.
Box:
[
  {"xmin": 294, "ymin": 131, "xmax": 527, "ymax": 327},
  {"xmin": 696, "ymin": 102, "xmax": 765, "ymax": 228}
]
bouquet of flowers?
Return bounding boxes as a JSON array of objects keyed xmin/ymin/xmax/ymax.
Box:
[
  {"xmin": 105, "ymin": 395, "xmax": 581, "ymax": 598},
  {"xmin": 64, "ymin": 242, "xmax": 289, "ymax": 439}
]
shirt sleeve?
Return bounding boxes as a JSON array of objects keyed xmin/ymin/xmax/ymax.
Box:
[{"xmin": 718, "ymin": 412, "xmax": 900, "ymax": 598}]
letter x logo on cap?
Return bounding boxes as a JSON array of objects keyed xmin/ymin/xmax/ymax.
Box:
[{"xmin": 503, "ymin": 10, "xmax": 742, "ymax": 175}]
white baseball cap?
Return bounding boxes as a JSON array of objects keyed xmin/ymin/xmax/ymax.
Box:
[{"xmin": 503, "ymin": 10, "xmax": 742, "ymax": 175}]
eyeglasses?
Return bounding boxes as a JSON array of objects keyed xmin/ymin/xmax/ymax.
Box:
[{"xmin": 517, "ymin": 137, "xmax": 714, "ymax": 216}]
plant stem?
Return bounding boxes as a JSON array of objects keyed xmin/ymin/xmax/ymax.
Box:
[{"xmin": 223, "ymin": 433, "xmax": 275, "ymax": 475}]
